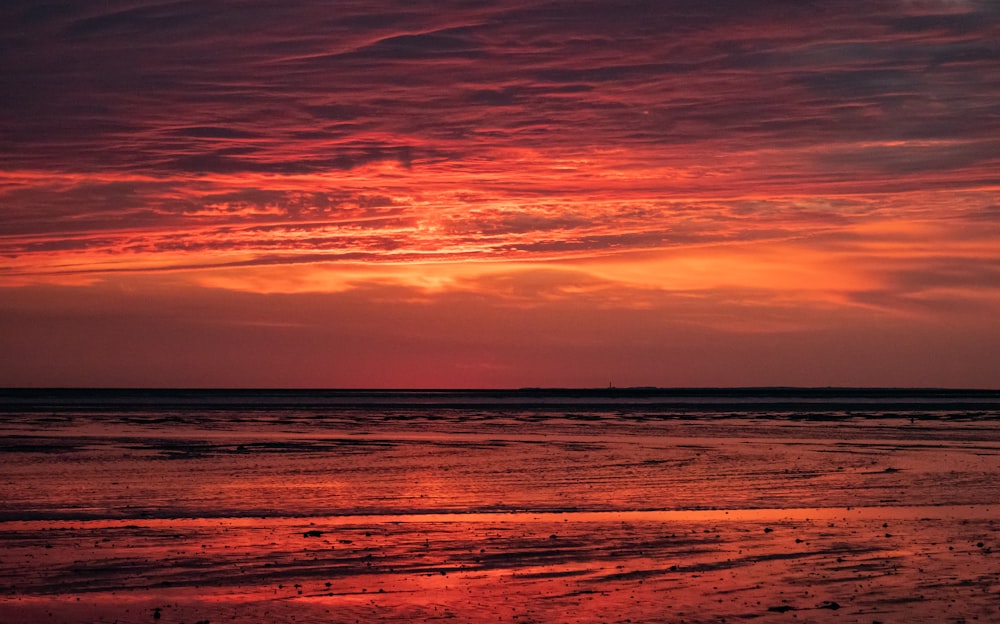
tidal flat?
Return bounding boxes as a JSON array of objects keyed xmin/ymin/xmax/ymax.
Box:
[{"xmin": 1, "ymin": 389, "xmax": 998, "ymax": 623}]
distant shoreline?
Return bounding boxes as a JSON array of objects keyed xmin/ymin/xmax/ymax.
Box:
[{"xmin": 3, "ymin": 386, "xmax": 999, "ymax": 414}]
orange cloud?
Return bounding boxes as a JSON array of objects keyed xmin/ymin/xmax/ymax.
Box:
[{"xmin": 2, "ymin": 1, "xmax": 998, "ymax": 387}]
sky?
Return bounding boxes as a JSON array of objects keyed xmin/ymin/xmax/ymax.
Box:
[{"xmin": 1, "ymin": 0, "xmax": 999, "ymax": 388}]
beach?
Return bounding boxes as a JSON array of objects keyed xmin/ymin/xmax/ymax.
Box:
[{"xmin": 1, "ymin": 389, "xmax": 998, "ymax": 623}]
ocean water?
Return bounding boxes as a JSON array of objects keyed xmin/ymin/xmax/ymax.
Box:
[{"xmin": 1, "ymin": 388, "xmax": 999, "ymax": 623}]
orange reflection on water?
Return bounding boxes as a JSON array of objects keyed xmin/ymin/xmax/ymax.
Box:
[{"xmin": 3, "ymin": 407, "xmax": 1000, "ymax": 622}]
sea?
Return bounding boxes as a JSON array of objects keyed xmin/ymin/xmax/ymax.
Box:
[{"xmin": 1, "ymin": 387, "xmax": 999, "ymax": 623}]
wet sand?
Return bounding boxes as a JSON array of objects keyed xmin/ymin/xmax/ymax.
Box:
[{"xmin": 1, "ymin": 392, "xmax": 998, "ymax": 622}]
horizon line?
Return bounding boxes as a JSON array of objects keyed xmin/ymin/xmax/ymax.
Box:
[{"xmin": 2, "ymin": 386, "xmax": 999, "ymax": 393}]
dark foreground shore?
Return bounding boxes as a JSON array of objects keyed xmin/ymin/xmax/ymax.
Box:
[
  {"xmin": 3, "ymin": 506, "xmax": 998, "ymax": 623},
  {"xmin": 1, "ymin": 389, "xmax": 998, "ymax": 622}
]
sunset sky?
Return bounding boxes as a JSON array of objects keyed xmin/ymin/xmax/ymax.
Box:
[{"xmin": 2, "ymin": 1, "xmax": 999, "ymax": 388}]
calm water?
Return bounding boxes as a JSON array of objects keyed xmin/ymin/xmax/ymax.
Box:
[{"xmin": 2, "ymin": 388, "xmax": 999, "ymax": 623}]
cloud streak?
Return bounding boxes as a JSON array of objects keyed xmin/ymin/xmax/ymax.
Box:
[{"xmin": 1, "ymin": 0, "xmax": 998, "ymax": 386}]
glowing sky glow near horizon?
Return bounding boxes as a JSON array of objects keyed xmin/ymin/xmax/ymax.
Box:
[{"xmin": 2, "ymin": 0, "xmax": 999, "ymax": 388}]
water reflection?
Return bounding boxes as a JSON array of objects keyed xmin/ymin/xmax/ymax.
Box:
[{"xmin": 1, "ymin": 391, "xmax": 998, "ymax": 622}]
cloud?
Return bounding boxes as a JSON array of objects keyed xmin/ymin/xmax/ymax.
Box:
[
  {"xmin": 4, "ymin": 0, "xmax": 997, "ymax": 180},
  {"xmin": 4, "ymin": 268, "xmax": 1000, "ymax": 388},
  {"xmin": 1, "ymin": 1, "xmax": 999, "ymax": 387}
]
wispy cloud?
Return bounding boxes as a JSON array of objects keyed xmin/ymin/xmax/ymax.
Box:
[{"xmin": 1, "ymin": 0, "xmax": 998, "ymax": 385}]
